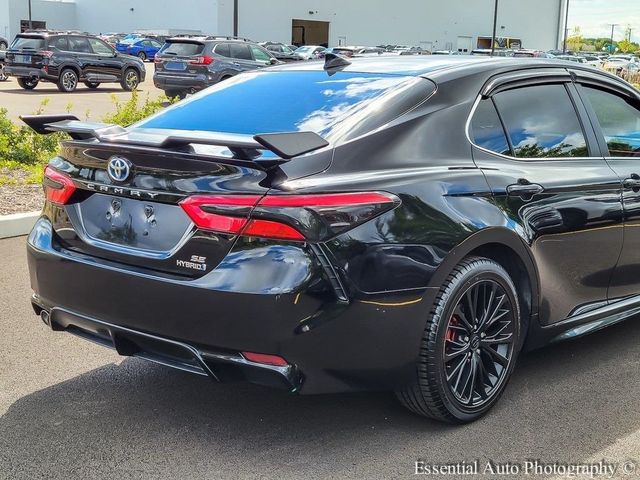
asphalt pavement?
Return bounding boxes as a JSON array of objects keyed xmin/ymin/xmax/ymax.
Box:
[{"xmin": 1, "ymin": 234, "xmax": 640, "ymax": 480}]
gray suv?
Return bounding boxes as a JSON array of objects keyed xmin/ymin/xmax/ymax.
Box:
[{"xmin": 153, "ymin": 36, "xmax": 279, "ymax": 98}]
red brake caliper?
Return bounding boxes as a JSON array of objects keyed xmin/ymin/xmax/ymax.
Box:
[{"xmin": 446, "ymin": 315, "xmax": 459, "ymax": 343}]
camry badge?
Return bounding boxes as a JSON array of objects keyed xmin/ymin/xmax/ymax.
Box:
[{"xmin": 107, "ymin": 156, "xmax": 132, "ymax": 183}]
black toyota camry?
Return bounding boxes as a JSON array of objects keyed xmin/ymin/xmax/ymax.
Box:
[{"xmin": 25, "ymin": 54, "xmax": 640, "ymax": 423}]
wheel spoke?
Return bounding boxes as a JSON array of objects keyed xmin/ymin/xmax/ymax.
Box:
[
  {"xmin": 446, "ymin": 355, "xmax": 466, "ymax": 382},
  {"xmin": 445, "ymin": 345, "xmax": 468, "ymax": 361},
  {"xmin": 482, "ymin": 294, "xmax": 508, "ymax": 331},
  {"xmin": 477, "ymin": 282, "xmax": 496, "ymax": 331},
  {"xmin": 483, "ymin": 345, "xmax": 509, "ymax": 367},
  {"xmin": 482, "ymin": 332, "xmax": 513, "ymax": 345},
  {"xmin": 453, "ymin": 305, "xmax": 473, "ymax": 333}
]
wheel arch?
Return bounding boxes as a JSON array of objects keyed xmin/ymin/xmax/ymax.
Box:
[{"xmin": 428, "ymin": 227, "xmax": 540, "ymax": 341}]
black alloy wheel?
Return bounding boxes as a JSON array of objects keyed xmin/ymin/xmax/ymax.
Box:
[
  {"xmin": 443, "ymin": 278, "xmax": 516, "ymax": 407},
  {"xmin": 396, "ymin": 257, "xmax": 521, "ymax": 423}
]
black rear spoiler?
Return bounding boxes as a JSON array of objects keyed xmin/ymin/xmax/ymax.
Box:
[{"xmin": 20, "ymin": 115, "xmax": 329, "ymax": 167}]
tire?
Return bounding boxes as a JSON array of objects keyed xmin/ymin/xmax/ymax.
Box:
[
  {"xmin": 396, "ymin": 256, "xmax": 521, "ymax": 423},
  {"xmin": 137, "ymin": 51, "xmax": 147, "ymax": 61},
  {"xmin": 165, "ymin": 90, "xmax": 187, "ymax": 100},
  {"xmin": 57, "ymin": 68, "xmax": 78, "ymax": 92},
  {"xmin": 17, "ymin": 77, "xmax": 39, "ymax": 90},
  {"xmin": 121, "ymin": 68, "xmax": 140, "ymax": 91},
  {"xmin": 0, "ymin": 64, "xmax": 8, "ymax": 82},
  {"xmin": 84, "ymin": 81, "xmax": 100, "ymax": 89},
  {"xmin": 0, "ymin": 41, "xmax": 7, "ymax": 50}
]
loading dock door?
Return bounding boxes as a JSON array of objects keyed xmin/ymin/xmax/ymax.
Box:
[
  {"xmin": 292, "ymin": 19, "xmax": 329, "ymax": 47},
  {"xmin": 457, "ymin": 36, "xmax": 473, "ymax": 53}
]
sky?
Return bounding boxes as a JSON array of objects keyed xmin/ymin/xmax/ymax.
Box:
[{"xmin": 569, "ymin": 0, "xmax": 640, "ymax": 42}]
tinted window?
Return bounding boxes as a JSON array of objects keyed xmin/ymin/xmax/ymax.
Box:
[
  {"xmin": 48, "ymin": 36, "xmax": 69, "ymax": 51},
  {"xmin": 88, "ymin": 38, "xmax": 113, "ymax": 55},
  {"xmin": 160, "ymin": 41, "xmax": 204, "ymax": 56},
  {"xmin": 583, "ymin": 87, "xmax": 640, "ymax": 157},
  {"xmin": 471, "ymin": 99, "xmax": 511, "ymax": 155},
  {"xmin": 137, "ymin": 71, "xmax": 424, "ymax": 141},
  {"xmin": 11, "ymin": 36, "xmax": 45, "ymax": 50},
  {"xmin": 68, "ymin": 37, "xmax": 92, "ymax": 53},
  {"xmin": 230, "ymin": 43, "xmax": 252, "ymax": 60},
  {"xmin": 214, "ymin": 43, "xmax": 231, "ymax": 57},
  {"xmin": 251, "ymin": 46, "xmax": 271, "ymax": 62},
  {"xmin": 494, "ymin": 84, "xmax": 588, "ymax": 158}
]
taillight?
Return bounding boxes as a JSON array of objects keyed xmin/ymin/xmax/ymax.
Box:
[
  {"xmin": 40, "ymin": 51, "xmax": 54, "ymax": 58},
  {"xmin": 43, "ymin": 166, "xmax": 76, "ymax": 205},
  {"xmin": 154, "ymin": 55, "xmax": 161, "ymax": 64},
  {"xmin": 179, "ymin": 192, "xmax": 400, "ymax": 242},
  {"xmin": 189, "ymin": 55, "xmax": 214, "ymax": 65}
]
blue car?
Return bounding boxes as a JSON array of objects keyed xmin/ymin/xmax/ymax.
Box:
[{"xmin": 116, "ymin": 38, "xmax": 163, "ymax": 61}]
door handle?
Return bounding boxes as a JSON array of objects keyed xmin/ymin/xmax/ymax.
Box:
[
  {"xmin": 506, "ymin": 179, "xmax": 544, "ymax": 200},
  {"xmin": 623, "ymin": 173, "xmax": 640, "ymax": 191}
]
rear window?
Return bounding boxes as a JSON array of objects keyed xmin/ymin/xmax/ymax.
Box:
[
  {"xmin": 11, "ymin": 36, "xmax": 45, "ymax": 50},
  {"xmin": 137, "ymin": 71, "xmax": 428, "ymax": 141},
  {"xmin": 160, "ymin": 41, "xmax": 204, "ymax": 56}
]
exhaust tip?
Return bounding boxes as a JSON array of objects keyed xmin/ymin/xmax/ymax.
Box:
[{"xmin": 40, "ymin": 310, "xmax": 50, "ymax": 326}]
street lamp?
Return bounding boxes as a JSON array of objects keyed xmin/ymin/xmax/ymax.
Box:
[
  {"xmin": 609, "ymin": 23, "xmax": 619, "ymax": 53},
  {"xmin": 233, "ymin": 0, "xmax": 238, "ymax": 37},
  {"xmin": 28, "ymin": 0, "xmax": 33, "ymax": 30},
  {"xmin": 562, "ymin": 0, "xmax": 570, "ymax": 53},
  {"xmin": 490, "ymin": 0, "xmax": 498, "ymax": 56}
]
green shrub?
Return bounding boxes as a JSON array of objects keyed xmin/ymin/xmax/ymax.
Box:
[
  {"xmin": 0, "ymin": 92, "xmax": 170, "ymax": 184},
  {"xmin": 103, "ymin": 90, "xmax": 169, "ymax": 126}
]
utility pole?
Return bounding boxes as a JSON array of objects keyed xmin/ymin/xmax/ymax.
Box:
[
  {"xmin": 490, "ymin": 0, "xmax": 498, "ymax": 56},
  {"xmin": 233, "ymin": 0, "xmax": 238, "ymax": 37},
  {"xmin": 562, "ymin": 0, "xmax": 570, "ymax": 53},
  {"xmin": 609, "ymin": 23, "xmax": 618, "ymax": 53},
  {"xmin": 28, "ymin": 0, "xmax": 33, "ymax": 30}
]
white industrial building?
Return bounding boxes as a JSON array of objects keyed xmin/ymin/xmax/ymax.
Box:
[{"xmin": 0, "ymin": 0, "xmax": 569, "ymax": 52}]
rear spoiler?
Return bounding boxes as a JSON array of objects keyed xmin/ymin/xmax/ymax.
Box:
[{"xmin": 20, "ymin": 115, "xmax": 329, "ymax": 167}]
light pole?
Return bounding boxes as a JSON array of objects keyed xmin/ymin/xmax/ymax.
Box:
[
  {"xmin": 609, "ymin": 23, "xmax": 619, "ymax": 53},
  {"xmin": 490, "ymin": 0, "xmax": 498, "ymax": 56},
  {"xmin": 562, "ymin": 0, "xmax": 570, "ymax": 53},
  {"xmin": 233, "ymin": 0, "xmax": 238, "ymax": 37},
  {"xmin": 28, "ymin": 0, "xmax": 33, "ymax": 30}
]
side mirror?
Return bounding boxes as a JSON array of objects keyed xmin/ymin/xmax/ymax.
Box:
[{"xmin": 269, "ymin": 58, "xmax": 278, "ymax": 65}]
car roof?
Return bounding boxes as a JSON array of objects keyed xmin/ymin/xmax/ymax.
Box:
[{"xmin": 268, "ymin": 55, "xmax": 592, "ymax": 78}]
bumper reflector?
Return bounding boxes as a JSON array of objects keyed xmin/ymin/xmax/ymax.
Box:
[{"xmin": 242, "ymin": 351, "xmax": 289, "ymax": 367}]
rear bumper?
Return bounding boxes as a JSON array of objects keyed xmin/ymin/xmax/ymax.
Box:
[
  {"xmin": 5, "ymin": 66, "xmax": 56, "ymax": 81},
  {"xmin": 27, "ymin": 216, "xmax": 436, "ymax": 394},
  {"xmin": 35, "ymin": 303, "xmax": 302, "ymax": 391},
  {"xmin": 153, "ymin": 72, "xmax": 213, "ymax": 92}
]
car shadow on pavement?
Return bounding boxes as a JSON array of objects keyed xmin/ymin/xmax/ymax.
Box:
[
  {"xmin": 2, "ymin": 318, "xmax": 640, "ymax": 479},
  {"xmin": 1, "ymin": 87, "xmax": 139, "ymax": 95}
]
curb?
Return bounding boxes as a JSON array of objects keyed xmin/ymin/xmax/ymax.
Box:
[{"xmin": 0, "ymin": 211, "xmax": 40, "ymax": 239}]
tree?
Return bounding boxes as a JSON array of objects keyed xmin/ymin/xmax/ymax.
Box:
[
  {"xmin": 566, "ymin": 27, "xmax": 584, "ymax": 51},
  {"xmin": 617, "ymin": 39, "xmax": 640, "ymax": 53}
]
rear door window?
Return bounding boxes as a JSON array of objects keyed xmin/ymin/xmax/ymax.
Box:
[
  {"xmin": 582, "ymin": 87, "xmax": 640, "ymax": 157},
  {"xmin": 214, "ymin": 43, "xmax": 231, "ymax": 58},
  {"xmin": 48, "ymin": 36, "xmax": 69, "ymax": 51},
  {"xmin": 230, "ymin": 43, "xmax": 252, "ymax": 60},
  {"xmin": 470, "ymin": 99, "xmax": 511, "ymax": 156},
  {"xmin": 493, "ymin": 84, "xmax": 588, "ymax": 158},
  {"xmin": 88, "ymin": 38, "xmax": 113, "ymax": 55},
  {"xmin": 68, "ymin": 37, "xmax": 92, "ymax": 54},
  {"xmin": 161, "ymin": 41, "xmax": 204, "ymax": 56}
]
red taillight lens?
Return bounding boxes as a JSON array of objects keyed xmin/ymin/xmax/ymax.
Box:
[
  {"xmin": 40, "ymin": 50, "xmax": 54, "ymax": 58},
  {"xmin": 241, "ymin": 351, "xmax": 289, "ymax": 367},
  {"xmin": 189, "ymin": 55, "xmax": 214, "ymax": 65},
  {"xmin": 43, "ymin": 166, "xmax": 76, "ymax": 205},
  {"xmin": 179, "ymin": 192, "xmax": 400, "ymax": 242}
]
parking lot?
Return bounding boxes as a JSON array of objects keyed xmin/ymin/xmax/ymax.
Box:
[
  {"xmin": 0, "ymin": 64, "xmax": 162, "ymax": 122},
  {"xmin": 2, "ymin": 234, "xmax": 640, "ymax": 480}
]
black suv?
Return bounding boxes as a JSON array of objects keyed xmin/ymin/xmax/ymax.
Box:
[
  {"xmin": 5, "ymin": 31, "xmax": 146, "ymax": 92},
  {"xmin": 154, "ymin": 36, "xmax": 279, "ymax": 98}
]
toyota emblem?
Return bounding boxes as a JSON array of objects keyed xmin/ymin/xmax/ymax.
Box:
[{"xmin": 107, "ymin": 156, "xmax": 132, "ymax": 183}]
